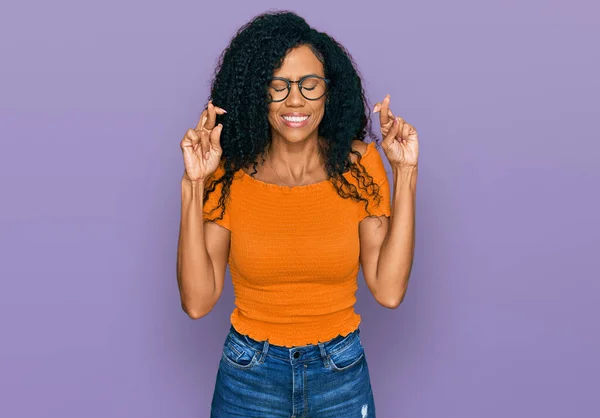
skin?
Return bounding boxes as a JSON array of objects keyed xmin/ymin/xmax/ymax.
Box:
[{"xmin": 176, "ymin": 45, "xmax": 420, "ymax": 318}]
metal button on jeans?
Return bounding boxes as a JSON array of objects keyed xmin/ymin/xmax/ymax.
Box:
[{"xmin": 293, "ymin": 351, "xmax": 300, "ymax": 358}]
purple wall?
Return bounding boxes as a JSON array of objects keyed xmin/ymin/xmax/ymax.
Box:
[{"xmin": 1, "ymin": 1, "xmax": 598, "ymax": 417}]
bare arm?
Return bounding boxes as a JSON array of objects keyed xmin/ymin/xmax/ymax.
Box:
[
  {"xmin": 176, "ymin": 100, "xmax": 230, "ymax": 319},
  {"xmin": 360, "ymin": 95, "xmax": 419, "ymax": 308},
  {"xmin": 360, "ymin": 167, "xmax": 417, "ymax": 308},
  {"xmin": 361, "ymin": 94, "xmax": 420, "ymax": 308},
  {"xmin": 177, "ymin": 177, "xmax": 231, "ymax": 319}
]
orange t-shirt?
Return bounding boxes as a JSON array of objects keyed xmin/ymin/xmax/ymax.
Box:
[{"xmin": 203, "ymin": 141, "xmax": 391, "ymax": 347}]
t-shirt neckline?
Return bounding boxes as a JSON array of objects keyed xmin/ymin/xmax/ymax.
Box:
[{"xmin": 237, "ymin": 142, "xmax": 376, "ymax": 191}]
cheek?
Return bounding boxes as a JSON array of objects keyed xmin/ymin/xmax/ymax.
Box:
[
  {"xmin": 311, "ymin": 101, "xmax": 326, "ymax": 124},
  {"xmin": 268, "ymin": 104, "xmax": 281, "ymax": 125}
]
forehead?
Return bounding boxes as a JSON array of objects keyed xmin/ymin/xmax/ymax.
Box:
[{"xmin": 273, "ymin": 45, "xmax": 324, "ymax": 78}]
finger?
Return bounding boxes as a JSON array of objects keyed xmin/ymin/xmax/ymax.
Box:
[
  {"xmin": 383, "ymin": 117, "xmax": 400, "ymax": 148},
  {"xmin": 195, "ymin": 109, "xmax": 208, "ymax": 131},
  {"xmin": 205, "ymin": 102, "xmax": 217, "ymax": 131},
  {"xmin": 395, "ymin": 116, "xmax": 406, "ymax": 140},
  {"xmin": 208, "ymin": 98, "xmax": 227, "ymax": 114},
  {"xmin": 401, "ymin": 121, "xmax": 412, "ymax": 141},
  {"xmin": 185, "ymin": 128, "xmax": 200, "ymax": 147},
  {"xmin": 199, "ymin": 129, "xmax": 211, "ymax": 159},
  {"xmin": 210, "ymin": 123, "xmax": 223, "ymax": 151},
  {"xmin": 386, "ymin": 108, "xmax": 395, "ymax": 124},
  {"xmin": 408, "ymin": 125, "xmax": 418, "ymax": 139},
  {"xmin": 373, "ymin": 104, "xmax": 395, "ymax": 122},
  {"xmin": 380, "ymin": 94, "xmax": 391, "ymax": 127},
  {"xmin": 213, "ymin": 105, "xmax": 227, "ymax": 115}
]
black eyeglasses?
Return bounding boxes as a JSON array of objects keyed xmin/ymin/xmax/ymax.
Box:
[{"xmin": 267, "ymin": 75, "xmax": 329, "ymax": 102}]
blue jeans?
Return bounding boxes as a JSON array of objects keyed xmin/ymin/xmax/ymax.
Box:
[{"xmin": 210, "ymin": 325, "xmax": 376, "ymax": 417}]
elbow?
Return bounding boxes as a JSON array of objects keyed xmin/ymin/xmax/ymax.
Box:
[
  {"xmin": 185, "ymin": 309, "xmax": 206, "ymax": 320},
  {"xmin": 383, "ymin": 275, "xmax": 411, "ymax": 309},
  {"xmin": 182, "ymin": 302, "xmax": 212, "ymax": 320},
  {"xmin": 380, "ymin": 296, "xmax": 403, "ymax": 309},
  {"xmin": 379, "ymin": 288, "xmax": 407, "ymax": 309}
]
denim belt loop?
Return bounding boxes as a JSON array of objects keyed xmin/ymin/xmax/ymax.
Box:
[
  {"xmin": 259, "ymin": 340, "xmax": 270, "ymax": 363},
  {"xmin": 317, "ymin": 341, "xmax": 329, "ymax": 368}
]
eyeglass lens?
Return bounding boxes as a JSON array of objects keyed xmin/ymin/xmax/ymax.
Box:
[{"xmin": 268, "ymin": 77, "xmax": 327, "ymax": 102}]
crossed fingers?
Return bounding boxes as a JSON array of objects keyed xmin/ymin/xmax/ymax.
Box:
[{"xmin": 195, "ymin": 101, "xmax": 227, "ymax": 134}]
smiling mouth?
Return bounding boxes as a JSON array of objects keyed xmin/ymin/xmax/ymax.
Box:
[{"xmin": 282, "ymin": 115, "xmax": 310, "ymax": 123}]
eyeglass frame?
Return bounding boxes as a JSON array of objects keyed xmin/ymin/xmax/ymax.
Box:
[{"xmin": 267, "ymin": 74, "xmax": 330, "ymax": 103}]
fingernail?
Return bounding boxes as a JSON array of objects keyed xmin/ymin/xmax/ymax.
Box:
[
  {"xmin": 373, "ymin": 104, "xmax": 380, "ymax": 113},
  {"xmin": 222, "ymin": 109, "xmax": 227, "ymax": 113},
  {"xmin": 205, "ymin": 151, "xmax": 209, "ymax": 160}
]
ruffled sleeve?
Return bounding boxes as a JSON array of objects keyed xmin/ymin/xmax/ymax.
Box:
[
  {"xmin": 202, "ymin": 161, "xmax": 231, "ymax": 231},
  {"xmin": 356, "ymin": 142, "xmax": 391, "ymax": 221}
]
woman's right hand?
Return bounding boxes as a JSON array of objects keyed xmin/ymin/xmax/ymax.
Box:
[{"xmin": 180, "ymin": 101, "xmax": 227, "ymax": 183}]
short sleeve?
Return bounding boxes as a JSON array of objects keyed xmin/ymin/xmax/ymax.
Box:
[
  {"xmin": 356, "ymin": 142, "xmax": 391, "ymax": 221},
  {"xmin": 202, "ymin": 162, "xmax": 231, "ymax": 231}
]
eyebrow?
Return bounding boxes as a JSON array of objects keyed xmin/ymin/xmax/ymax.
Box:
[{"xmin": 271, "ymin": 73, "xmax": 323, "ymax": 80}]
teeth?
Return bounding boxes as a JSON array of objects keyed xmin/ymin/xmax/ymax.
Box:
[{"xmin": 283, "ymin": 115, "xmax": 309, "ymax": 123}]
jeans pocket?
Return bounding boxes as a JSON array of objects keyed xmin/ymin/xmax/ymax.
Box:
[
  {"xmin": 220, "ymin": 334, "xmax": 260, "ymax": 370},
  {"xmin": 327, "ymin": 333, "xmax": 365, "ymax": 372}
]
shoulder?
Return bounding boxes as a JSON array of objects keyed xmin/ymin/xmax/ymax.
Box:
[
  {"xmin": 348, "ymin": 140, "xmax": 388, "ymax": 184},
  {"xmin": 349, "ymin": 140, "xmax": 369, "ymax": 163}
]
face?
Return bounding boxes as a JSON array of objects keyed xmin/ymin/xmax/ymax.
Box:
[{"xmin": 267, "ymin": 45, "xmax": 327, "ymax": 144}]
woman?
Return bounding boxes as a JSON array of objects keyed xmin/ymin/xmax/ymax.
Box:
[{"xmin": 177, "ymin": 10, "xmax": 419, "ymax": 417}]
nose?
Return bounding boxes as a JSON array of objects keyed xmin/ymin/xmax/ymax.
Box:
[{"xmin": 285, "ymin": 82, "xmax": 304, "ymax": 107}]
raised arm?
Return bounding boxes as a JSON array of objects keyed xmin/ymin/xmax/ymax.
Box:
[{"xmin": 176, "ymin": 101, "xmax": 230, "ymax": 319}]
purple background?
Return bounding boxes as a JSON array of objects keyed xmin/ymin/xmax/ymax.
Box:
[{"xmin": 1, "ymin": 1, "xmax": 598, "ymax": 417}]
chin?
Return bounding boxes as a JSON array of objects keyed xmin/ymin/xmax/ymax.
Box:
[{"xmin": 283, "ymin": 131, "xmax": 316, "ymax": 143}]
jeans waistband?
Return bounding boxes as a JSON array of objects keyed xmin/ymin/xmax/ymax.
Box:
[{"xmin": 228, "ymin": 324, "xmax": 361, "ymax": 362}]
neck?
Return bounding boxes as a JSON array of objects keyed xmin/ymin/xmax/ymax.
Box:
[{"xmin": 266, "ymin": 135, "xmax": 324, "ymax": 179}]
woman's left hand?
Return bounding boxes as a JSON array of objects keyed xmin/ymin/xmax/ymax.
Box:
[{"xmin": 373, "ymin": 94, "xmax": 419, "ymax": 168}]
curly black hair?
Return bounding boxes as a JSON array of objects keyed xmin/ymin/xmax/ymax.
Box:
[{"xmin": 204, "ymin": 10, "xmax": 385, "ymax": 222}]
